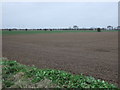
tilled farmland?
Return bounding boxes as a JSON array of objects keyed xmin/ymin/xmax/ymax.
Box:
[{"xmin": 2, "ymin": 31, "xmax": 118, "ymax": 85}]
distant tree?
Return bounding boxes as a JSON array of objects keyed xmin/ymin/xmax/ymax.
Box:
[
  {"xmin": 25, "ymin": 29, "xmax": 27, "ymax": 31},
  {"xmin": 97, "ymin": 28, "xmax": 101, "ymax": 32},
  {"xmin": 107, "ymin": 26, "xmax": 113, "ymax": 30},
  {"xmin": 9, "ymin": 29, "xmax": 11, "ymax": 31},
  {"xmin": 44, "ymin": 29, "xmax": 47, "ymax": 31},
  {"xmin": 117, "ymin": 26, "xmax": 120, "ymax": 30},
  {"xmin": 73, "ymin": 25, "xmax": 79, "ymax": 30}
]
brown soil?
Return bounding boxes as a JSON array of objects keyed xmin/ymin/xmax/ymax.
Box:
[{"xmin": 2, "ymin": 32, "xmax": 118, "ymax": 85}]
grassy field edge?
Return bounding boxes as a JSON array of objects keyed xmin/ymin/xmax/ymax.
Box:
[
  {"xmin": 0, "ymin": 58, "xmax": 118, "ymax": 88},
  {"xmin": 2, "ymin": 30, "xmax": 118, "ymax": 35}
]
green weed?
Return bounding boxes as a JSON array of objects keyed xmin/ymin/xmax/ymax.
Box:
[{"xmin": 1, "ymin": 60, "xmax": 118, "ymax": 88}]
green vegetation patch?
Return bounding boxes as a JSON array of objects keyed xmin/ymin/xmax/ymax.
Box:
[
  {"xmin": 2, "ymin": 30, "xmax": 96, "ymax": 35},
  {"xmin": 1, "ymin": 59, "xmax": 118, "ymax": 88},
  {"xmin": 2, "ymin": 30, "xmax": 118, "ymax": 35}
]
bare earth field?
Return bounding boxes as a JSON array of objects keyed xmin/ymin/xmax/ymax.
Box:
[{"xmin": 2, "ymin": 32, "xmax": 118, "ymax": 85}]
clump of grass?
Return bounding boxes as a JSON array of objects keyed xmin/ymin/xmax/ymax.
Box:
[{"xmin": 1, "ymin": 60, "xmax": 117, "ymax": 88}]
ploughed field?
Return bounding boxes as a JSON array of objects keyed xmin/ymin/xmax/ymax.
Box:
[{"xmin": 2, "ymin": 31, "xmax": 118, "ymax": 85}]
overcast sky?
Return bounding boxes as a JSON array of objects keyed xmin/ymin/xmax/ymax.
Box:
[{"xmin": 2, "ymin": 2, "xmax": 118, "ymax": 29}]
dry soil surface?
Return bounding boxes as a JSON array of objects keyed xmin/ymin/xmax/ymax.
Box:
[{"xmin": 2, "ymin": 32, "xmax": 118, "ymax": 85}]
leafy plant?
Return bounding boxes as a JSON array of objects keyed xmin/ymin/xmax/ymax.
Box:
[{"xmin": 1, "ymin": 60, "xmax": 118, "ymax": 88}]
